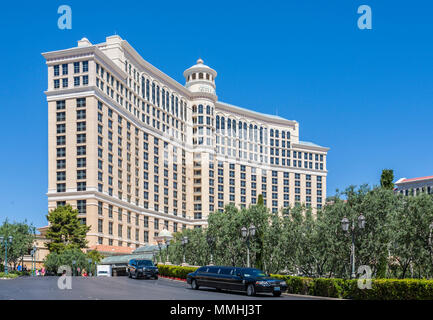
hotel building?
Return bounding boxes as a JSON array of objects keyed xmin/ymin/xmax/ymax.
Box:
[
  {"xmin": 42, "ymin": 35, "xmax": 329, "ymax": 250},
  {"xmin": 395, "ymin": 176, "xmax": 433, "ymax": 196}
]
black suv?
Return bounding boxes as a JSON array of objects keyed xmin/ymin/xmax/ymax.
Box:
[
  {"xmin": 187, "ymin": 266, "xmax": 287, "ymax": 297},
  {"xmin": 128, "ymin": 259, "xmax": 158, "ymax": 279}
]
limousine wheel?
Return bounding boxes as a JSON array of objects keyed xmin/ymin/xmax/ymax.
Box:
[
  {"xmin": 191, "ymin": 279, "xmax": 199, "ymax": 290},
  {"xmin": 246, "ymin": 284, "xmax": 256, "ymax": 296}
]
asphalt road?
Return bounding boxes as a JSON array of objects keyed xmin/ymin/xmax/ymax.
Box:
[{"xmin": 0, "ymin": 276, "xmax": 321, "ymax": 300}]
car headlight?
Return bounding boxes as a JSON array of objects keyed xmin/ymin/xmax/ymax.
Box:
[{"xmin": 256, "ymin": 281, "xmax": 270, "ymax": 286}]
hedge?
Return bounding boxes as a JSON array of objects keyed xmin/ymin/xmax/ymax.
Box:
[
  {"xmin": 156, "ymin": 264, "xmax": 433, "ymax": 299},
  {"xmin": 0, "ymin": 272, "xmax": 19, "ymax": 279}
]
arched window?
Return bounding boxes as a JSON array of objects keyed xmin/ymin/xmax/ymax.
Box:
[
  {"xmin": 162, "ymin": 89, "xmax": 165, "ymax": 108},
  {"xmin": 254, "ymin": 125, "xmax": 258, "ymax": 142},
  {"xmin": 216, "ymin": 115, "xmax": 220, "ymax": 130},
  {"xmin": 221, "ymin": 117, "xmax": 225, "ymax": 131},
  {"xmin": 192, "ymin": 105, "xmax": 197, "ymax": 113},
  {"xmin": 260, "ymin": 127, "xmax": 263, "ymax": 144},
  {"xmin": 275, "ymin": 130, "xmax": 279, "ymax": 138},
  {"xmin": 239, "ymin": 121, "xmax": 242, "ymax": 138},
  {"xmin": 192, "ymin": 73, "xmax": 196, "ymax": 80},
  {"xmin": 199, "ymin": 73, "xmax": 203, "ymax": 79},
  {"xmin": 249, "ymin": 124, "xmax": 253, "ymax": 141},
  {"xmin": 146, "ymin": 79, "xmax": 150, "ymax": 101},
  {"xmin": 232, "ymin": 120, "xmax": 236, "ymax": 134},
  {"xmin": 206, "ymin": 73, "xmax": 210, "ymax": 80},
  {"xmin": 166, "ymin": 91, "xmax": 169, "ymax": 111},
  {"xmin": 270, "ymin": 129, "xmax": 274, "ymax": 137},
  {"xmin": 206, "ymin": 105, "xmax": 211, "ymax": 115},
  {"xmin": 282, "ymin": 131, "xmax": 285, "ymax": 139},
  {"xmin": 198, "ymin": 104, "xmax": 203, "ymax": 114}
]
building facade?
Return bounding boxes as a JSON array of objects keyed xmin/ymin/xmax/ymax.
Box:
[
  {"xmin": 395, "ymin": 176, "xmax": 433, "ymax": 196},
  {"xmin": 42, "ymin": 35, "xmax": 329, "ymax": 250}
]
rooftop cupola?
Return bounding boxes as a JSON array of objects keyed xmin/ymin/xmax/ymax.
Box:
[{"xmin": 183, "ymin": 58, "xmax": 217, "ymax": 96}]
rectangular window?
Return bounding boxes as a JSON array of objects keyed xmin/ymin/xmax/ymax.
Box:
[{"xmin": 77, "ymin": 98, "xmax": 86, "ymax": 108}]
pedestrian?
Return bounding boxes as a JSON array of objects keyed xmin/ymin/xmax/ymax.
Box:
[{"xmin": 42, "ymin": 267, "xmax": 46, "ymax": 276}]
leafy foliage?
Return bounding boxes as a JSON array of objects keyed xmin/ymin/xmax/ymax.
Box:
[
  {"xmin": 160, "ymin": 186, "xmax": 433, "ymax": 280},
  {"xmin": 0, "ymin": 219, "xmax": 35, "ymax": 268},
  {"xmin": 45, "ymin": 205, "xmax": 90, "ymax": 253},
  {"xmin": 380, "ymin": 169, "xmax": 395, "ymax": 190}
]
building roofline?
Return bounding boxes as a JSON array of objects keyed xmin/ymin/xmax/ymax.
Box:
[
  {"xmin": 395, "ymin": 175, "xmax": 433, "ymax": 184},
  {"xmin": 215, "ymin": 101, "xmax": 298, "ymax": 127},
  {"xmin": 293, "ymin": 141, "xmax": 329, "ymax": 152}
]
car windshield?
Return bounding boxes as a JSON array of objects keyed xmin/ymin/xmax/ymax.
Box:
[
  {"xmin": 136, "ymin": 260, "xmax": 153, "ymax": 267},
  {"xmin": 242, "ymin": 269, "xmax": 267, "ymax": 277}
]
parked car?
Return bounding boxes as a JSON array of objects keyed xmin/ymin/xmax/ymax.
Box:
[
  {"xmin": 187, "ymin": 266, "xmax": 287, "ymax": 296},
  {"xmin": 128, "ymin": 259, "xmax": 158, "ymax": 279},
  {"xmin": 97, "ymin": 265, "xmax": 112, "ymax": 277}
]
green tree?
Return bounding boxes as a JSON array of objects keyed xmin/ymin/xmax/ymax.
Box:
[
  {"xmin": 0, "ymin": 219, "xmax": 35, "ymax": 269},
  {"xmin": 45, "ymin": 205, "xmax": 90, "ymax": 253},
  {"xmin": 44, "ymin": 248, "xmax": 88, "ymax": 274},
  {"xmin": 381, "ymin": 169, "xmax": 395, "ymax": 190}
]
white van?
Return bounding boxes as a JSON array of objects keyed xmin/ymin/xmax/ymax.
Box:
[{"xmin": 97, "ymin": 265, "xmax": 112, "ymax": 277}]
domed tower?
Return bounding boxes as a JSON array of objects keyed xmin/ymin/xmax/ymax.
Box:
[
  {"xmin": 183, "ymin": 59, "xmax": 218, "ymax": 223},
  {"xmin": 183, "ymin": 58, "xmax": 218, "ymax": 150}
]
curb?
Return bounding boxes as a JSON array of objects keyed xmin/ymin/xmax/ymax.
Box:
[
  {"xmin": 159, "ymin": 276, "xmax": 343, "ymax": 299},
  {"xmin": 159, "ymin": 275, "xmax": 187, "ymax": 282}
]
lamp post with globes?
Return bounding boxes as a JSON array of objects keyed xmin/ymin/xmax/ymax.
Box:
[
  {"xmin": 181, "ymin": 236, "xmax": 189, "ymax": 266},
  {"xmin": 206, "ymin": 235, "xmax": 215, "ymax": 266},
  {"xmin": 165, "ymin": 239, "xmax": 171, "ymax": 265},
  {"xmin": 0, "ymin": 236, "xmax": 13, "ymax": 275},
  {"xmin": 341, "ymin": 214, "xmax": 366, "ymax": 279},
  {"xmin": 241, "ymin": 225, "xmax": 256, "ymax": 268}
]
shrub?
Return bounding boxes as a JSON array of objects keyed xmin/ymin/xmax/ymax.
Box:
[
  {"xmin": 0, "ymin": 272, "xmax": 19, "ymax": 279},
  {"xmin": 157, "ymin": 264, "xmax": 198, "ymax": 279},
  {"xmin": 156, "ymin": 265, "xmax": 433, "ymax": 299}
]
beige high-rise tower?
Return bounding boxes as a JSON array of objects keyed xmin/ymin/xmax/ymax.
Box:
[{"xmin": 42, "ymin": 35, "xmax": 329, "ymax": 253}]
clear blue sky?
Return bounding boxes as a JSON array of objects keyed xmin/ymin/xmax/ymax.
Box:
[{"xmin": 1, "ymin": 0, "xmax": 432, "ymax": 228}]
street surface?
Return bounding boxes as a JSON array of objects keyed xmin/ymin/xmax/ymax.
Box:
[{"xmin": 0, "ymin": 276, "xmax": 322, "ymax": 300}]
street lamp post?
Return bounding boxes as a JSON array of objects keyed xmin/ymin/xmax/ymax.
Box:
[
  {"xmin": 206, "ymin": 235, "xmax": 215, "ymax": 266},
  {"xmin": 30, "ymin": 245, "xmax": 36, "ymax": 276},
  {"xmin": 72, "ymin": 260, "xmax": 76, "ymax": 277},
  {"xmin": 341, "ymin": 214, "xmax": 366, "ymax": 279},
  {"xmin": 0, "ymin": 236, "xmax": 13, "ymax": 275},
  {"xmin": 165, "ymin": 239, "xmax": 171, "ymax": 265},
  {"xmin": 157, "ymin": 241, "xmax": 162, "ymax": 264},
  {"xmin": 87, "ymin": 258, "xmax": 92, "ymax": 277},
  {"xmin": 241, "ymin": 225, "xmax": 256, "ymax": 268},
  {"xmin": 181, "ymin": 236, "xmax": 189, "ymax": 266}
]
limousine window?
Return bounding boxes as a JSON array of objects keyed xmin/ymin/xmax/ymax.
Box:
[
  {"xmin": 221, "ymin": 268, "xmax": 232, "ymax": 275},
  {"xmin": 243, "ymin": 268, "xmax": 266, "ymax": 277}
]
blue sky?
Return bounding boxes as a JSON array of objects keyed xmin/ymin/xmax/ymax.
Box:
[{"xmin": 1, "ymin": 0, "xmax": 432, "ymax": 228}]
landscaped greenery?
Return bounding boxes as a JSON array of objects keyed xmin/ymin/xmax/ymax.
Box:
[
  {"xmin": 0, "ymin": 219, "xmax": 35, "ymax": 270},
  {"xmin": 43, "ymin": 205, "xmax": 102, "ymax": 274},
  {"xmin": 156, "ymin": 264, "xmax": 433, "ymax": 300},
  {"xmin": 0, "ymin": 272, "xmax": 19, "ymax": 279},
  {"xmin": 160, "ymin": 178, "xmax": 433, "ymax": 280}
]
